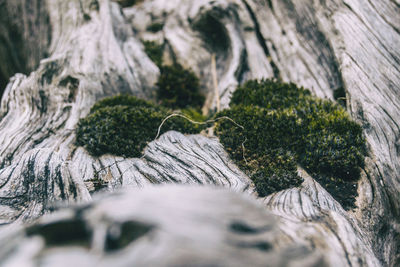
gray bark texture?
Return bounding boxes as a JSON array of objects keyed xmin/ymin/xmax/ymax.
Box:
[{"xmin": 0, "ymin": 0, "xmax": 399, "ymax": 266}]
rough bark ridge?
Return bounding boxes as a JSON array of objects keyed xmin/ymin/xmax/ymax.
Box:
[{"xmin": 0, "ymin": 0, "xmax": 399, "ymax": 266}]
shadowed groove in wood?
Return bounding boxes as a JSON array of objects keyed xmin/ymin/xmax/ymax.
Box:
[{"xmin": 0, "ymin": 0, "xmax": 52, "ymax": 97}]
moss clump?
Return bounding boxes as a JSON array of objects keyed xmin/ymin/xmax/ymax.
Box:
[
  {"xmin": 76, "ymin": 95, "xmax": 201, "ymax": 158},
  {"xmin": 216, "ymin": 105, "xmax": 303, "ymax": 197},
  {"xmin": 142, "ymin": 39, "xmax": 206, "ymax": 110},
  {"xmin": 147, "ymin": 22, "xmax": 164, "ymax": 33},
  {"xmin": 301, "ymin": 109, "xmax": 365, "ymax": 180},
  {"xmin": 89, "ymin": 94, "xmax": 154, "ymax": 113},
  {"xmin": 180, "ymin": 108, "xmax": 207, "ymax": 122},
  {"xmin": 117, "ymin": 0, "xmax": 142, "ymax": 8},
  {"xmin": 250, "ymin": 151, "xmax": 301, "ymax": 196},
  {"xmin": 143, "ymin": 40, "xmax": 163, "ymax": 67},
  {"xmin": 157, "ymin": 64, "xmax": 205, "ymax": 110},
  {"xmin": 216, "ymin": 79, "xmax": 366, "ymax": 209},
  {"xmin": 230, "ymin": 79, "xmax": 311, "ymax": 109},
  {"xmin": 179, "ymin": 107, "xmax": 211, "ymax": 133}
]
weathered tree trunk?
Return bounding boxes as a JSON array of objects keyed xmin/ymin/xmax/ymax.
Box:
[{"xmin": 0, "ymin": 0, "xmax": 398, "ymax": 266}]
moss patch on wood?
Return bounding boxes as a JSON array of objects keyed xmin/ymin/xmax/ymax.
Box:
[
  {"xmin": 77, "ymin": 38, "xmax": 207, "ymax": 158},
  {"xmin": 142, "ymin": 40, "xmax": 206, "ymax": 110},
  {"xmin": 76, "ymin": 95, "xmax": 202, "ymax": 158},
  {"xmin": 216, "ymin": 79, "xmax": 366, "ymax": 209},
  {"xmin": 157, "ymin": 64, "xmax": 205, "ymax": 110},
  {"xmin": 147, "ymin": 22, "xmax": 164, "ymax": 33},
  {"xmin": 216, "ymin": 105, "xmax": 304, "ymax": 197},
  {"xmin": 143, "ymin": 40, "xmax": 163, "ymax": 68}
]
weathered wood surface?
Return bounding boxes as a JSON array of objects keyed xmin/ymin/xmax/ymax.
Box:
[
  {"xmin": 0, "ymin": 0, "xmax": 51, "ymax": 94},
  {"xmin": 0, "ymin": 186, "xmax": 328, "ymax": 267},
  {"xmin": 0, "ymin": 0, "xmax": 399, "ymax": 266}
]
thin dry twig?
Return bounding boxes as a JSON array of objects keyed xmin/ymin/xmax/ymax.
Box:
[
  {"xmin": 154, "ymin": 113, "xmax": 248, "ymax": 163},
  {"xmin": 94, "ymin": 113, "xmax": 248, "ymax": 183},
  {"xmin": 211, "ymin": 53, "xmax": 221, "ymax": 112},
  {"xmin": 154, "ymin": 113, "xmax": 243, "ymax": 140}
]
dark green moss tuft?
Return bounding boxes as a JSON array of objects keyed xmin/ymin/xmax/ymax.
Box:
[
  {"xmin": 216, "ymin": 105, "xmax": 304, "ymax": 197},
  {"xmin": 216, "ymin": 79, "xmax": 366, "ymax": 209},
  {"xmin": 142, "ymin": 39, "xmax": 205, "ymax": 110},
  {"xmin": 180, "ymin": 107, "xmax": 207, "ymax": 122},
  {"xmin": 143, "ymin": 40, "xmax": 163, "ymax": 67},
  {"xmin": 157, "ymin": 64, "xmax": 205, "ymax": 109},
  {"xmin": 178, "ymin": 108, "xmax": 210, "ymax": 132},
  {"xmin": 230, "ymin": 79, "xmax": 311, "ymax": 109},
  {"xmin": 147, "ymin": 22, "xmax": 164, "ymax": 33},
  {"xmin": 216, "ymin": 106, "xmax": 302, "ymax": 160},
  {"xmin": 90, "ymin": 94, "xmax": 155, "ymax": 113},
  {"xmin": 301, "ymin": 109, "xmax": 366, "ymax": 180},
  {"xmin": 250, "ymin": 151, "xmax": 301, "ymax": 197},
  {"xmin": 117, "ymin": 0, "xmax": 141, "ymax": 8},
  {"xmin": 76, "ymin": 95, "xmax": 201, "ymax": 158}
]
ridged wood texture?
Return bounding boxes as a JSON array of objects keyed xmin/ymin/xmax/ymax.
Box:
[{"xmin": 0, "ymin": 0, "xmax": 398, "ymax": 266}]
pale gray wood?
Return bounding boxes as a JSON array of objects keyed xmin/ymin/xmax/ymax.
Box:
[
  {"xmin": 0, "ymin": 186, "xmax": 327, "ymax": 267},
  {"xmin": 0, "ymin": 0, "xmax": 398, "ymax": 266}
]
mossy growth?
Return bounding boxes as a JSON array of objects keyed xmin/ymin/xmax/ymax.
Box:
[
  {"xmin": 76, "ymin": 95, "xmax": 202, "ymax": 158},
  {"xmin": 147, "ymin": 22, "xmax": 164, "ymax": 33},
  {"xmin": 250, "ymin": 150, "xmax": 300, "ymax": 197},
  {"xmin": 89, "ymin": 94, "xmax": 155, "ymax": 113},
  {"xmin": 117, "ymin": 0, "xmax": 142, "ymax": 8},
  {"xmin": 229, "ymin": 79, "xmax": 311, "ymax": 110},
  {"xmin": 216, "ymin": 105, "xmax": 304, "ymax": 197},
  {"xmin": 156, "ymin": 64, "xmax": 205, "ymax": 110},
  {"xmin": 143, "ymin": 40, "xmax": 163, "ymax": 68},
  {"xmin": 142, "ymin": 40, "xmax": 206, "ymax": 111},
  {"xmin": 180, "ymin": 107, "xmax": 207, "ymax": 122},
  {"xmin": 216, "ymin": 79, "xmax": 366, "ymax": 209},
  {"xmin": 77, "ymin": 40, "xmax": 207, "ymax": 158}
]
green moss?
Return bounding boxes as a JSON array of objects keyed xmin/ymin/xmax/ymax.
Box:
[
  {"xmin": 76, "ymin": 95, "xmax": 201, "ymax": 158},
  {"xmin": 179, "ymin": 107, "xmax": 211, "ymax": 133},
  {"xmin": 216, "ymin": 106, "xmax": 302, "ymax": 160},
  {"xmin": 216, "ymin": 105, "xmax": 304, "ymax": 197},
  {"xmin": 147, "ymin": 22, "xmax": 164, "ymax": 33},
  {"xmin": 216, "ymin": 79, "xmax": 366, "ymax": 209},
  {"xmin": 117, "ymin": 0, "xmax": 141, "ymax": 8},
  {"xmin": 143, "ymin": 40, "xmax": 163, "ymax": 67},
  {"xmin": 230, "ymin": 79, "xmax": 311, "ymax": 110},
  {"xmin": 77, "ymin": 61, "xmax": 207, "ymax": 158},
  {"xmin": 301, "ymin": 108, "xmax": 365, "ymax": 180},
  {"xmin": 181, "ymin": 108, "xmax": 207, "ymax": 122},
  {"xmin": 142, "ymin": 39, "xmax": 205, "ymax": 110},
  {"xmin": 90, "ymin": 94, "xmax": 155, "ymax": 113},
  {"xmin": 157, "ymin": 64, "xmax": 205, "ymax": 110},
  {"xmin": 250, "ymin": 150, "xmax": 301, "ymax": 196}
]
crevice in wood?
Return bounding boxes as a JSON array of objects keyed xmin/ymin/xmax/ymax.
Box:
[{"xmin": 241, "ymin": 0, "xmax": 280, "ymax": 79}]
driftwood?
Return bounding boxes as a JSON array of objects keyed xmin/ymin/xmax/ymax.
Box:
[
  {"xmin": 0, "ymin": 0, "xmax": 399, "ymax": 266},
  {"xmin": 0, "ymin": 185, "xmax": 329, "ymax": 267}
]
